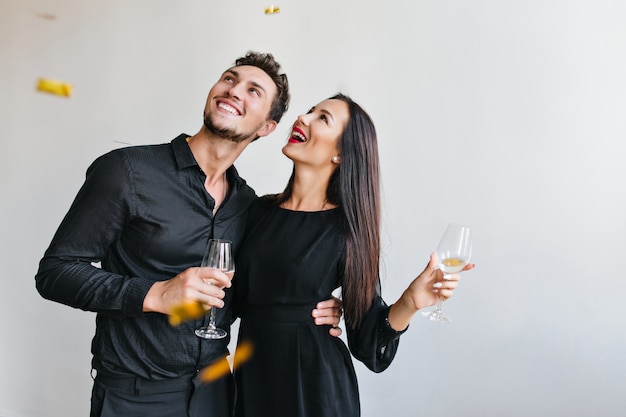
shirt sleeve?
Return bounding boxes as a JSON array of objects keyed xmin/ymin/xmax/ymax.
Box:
[
  {"xmin": 35, "ymin": 150, "xmax": 154, "ymax": 316},
  {"xmin": 346, "ymin": 287, "xmax": 408, "ymax": 373}
]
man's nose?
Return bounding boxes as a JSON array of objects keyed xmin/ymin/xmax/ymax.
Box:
[{"xmin": 226, "ymin": 82, "xmax": 245, "ymax": 100}]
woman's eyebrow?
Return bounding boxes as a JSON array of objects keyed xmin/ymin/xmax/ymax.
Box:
[{"xmin": 319, "ymin": 108, "xmax": 334, "ymax": 122}]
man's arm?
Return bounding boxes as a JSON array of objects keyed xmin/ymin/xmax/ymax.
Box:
[{"xmin": 35, "ymin": 152, "xmax": 150, "ymax": 316}]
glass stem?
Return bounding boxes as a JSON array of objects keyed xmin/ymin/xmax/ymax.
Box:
[
  {"xmin": 434, "ymin": 297, "xmax": 443, "ymax": 316},
  {"xmin": 435, "ymin": 272, "xmax": 449, "ymax": 317},
  {"xmin": 208, "ymin": 308, "xmax": 218, "ymax": 330}
]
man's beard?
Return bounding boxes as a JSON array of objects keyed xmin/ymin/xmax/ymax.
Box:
[{"xmin": 203, "ymin": 113, "xmax": 256, "ymax": 144}]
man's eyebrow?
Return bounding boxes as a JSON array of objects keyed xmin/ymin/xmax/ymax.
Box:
[{"xmin": 249, "ymin": 80, "xmax": 267, "ymax": 95}]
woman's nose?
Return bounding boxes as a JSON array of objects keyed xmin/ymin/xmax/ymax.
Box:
[{"xmin": 296, "ymin": 113, "xmax": 310, "ymax": 125}]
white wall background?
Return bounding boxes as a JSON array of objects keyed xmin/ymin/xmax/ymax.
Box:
[{"xmin": 1, "ymin": 0, "xmax": 625, "ymax": 416}]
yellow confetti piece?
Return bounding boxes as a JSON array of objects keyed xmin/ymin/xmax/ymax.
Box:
[
  {"xmin": 168, "ymin": 300, "xmax": 207, "ymax": 326},
  {"xmin": 264, "ymin": 5, "xmax": 280, "ymax": 14},
  {"xmin": 36, "ymin": 78, "xmax": 72, "ymax": 97},
  {"xmin": 199, "ymin": 340, "xmax": 254, "ymax": 383}
]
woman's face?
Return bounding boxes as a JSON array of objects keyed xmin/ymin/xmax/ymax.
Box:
[{"xmin": 282, "ymin": 98, "xmax": 349, "ymax": 168}]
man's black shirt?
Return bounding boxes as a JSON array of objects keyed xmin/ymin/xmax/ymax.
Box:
[{"xmin": 36, "ymin": 134, "xmax": 256, "ymax": 379}]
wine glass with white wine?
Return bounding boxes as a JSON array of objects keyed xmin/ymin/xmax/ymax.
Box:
[
  {"xmin": 195, "ymin": 239, "xmax": 235, "ymax": 339},
  {"xmin": 422, "ymin": 223, "xmax": 472, "ymax": 323}
]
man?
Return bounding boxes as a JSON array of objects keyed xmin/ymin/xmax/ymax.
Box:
[{"xmin": 35, "ymin": 51, "xmax": 341, "ymax": 417}]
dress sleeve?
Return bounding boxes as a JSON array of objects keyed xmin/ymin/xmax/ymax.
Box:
[
  {"xmin": 346, "ymin": 284, "xmax": 408, "ymax": 373},
  {"xmin": 35, "ymin": 151, "xmax": 154, "ymax": 316}
]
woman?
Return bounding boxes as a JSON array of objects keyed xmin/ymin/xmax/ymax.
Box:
[{"xmin": 233, "ymin": 94, "xmax": 472, "ymax": 416}]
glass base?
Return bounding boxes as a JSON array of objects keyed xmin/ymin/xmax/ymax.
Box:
[
  {"xmin": 422, "ymin": 309, "xmax": 451, "ymax": 323},
  {"xmin": 195, "ymin": 326, "xmax": 227, "ymax": 339}
]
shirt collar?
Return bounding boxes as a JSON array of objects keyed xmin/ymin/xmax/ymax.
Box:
[
  {"xmin": 171, "ymin": 134, "xmax": 198, "ymax": 170},
  {"xmin": 171, "ymin": 134, "xmax": 244, "ymax": 186}
]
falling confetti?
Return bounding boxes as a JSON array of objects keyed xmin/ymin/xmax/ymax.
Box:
[
  {"xmin": 199, "ymin": 340, "xmax": 254, "ymax": 383},
  {"xmin": 264, "ymin": 5, "xmax": 280, "ymax": 14},
  {"xmin": 36, "ymin": 78, "xmax": 72, "ymax": 97},
  {"xmin": 168, "ymin": 300, "xmax": 207, "ymax": 326}
]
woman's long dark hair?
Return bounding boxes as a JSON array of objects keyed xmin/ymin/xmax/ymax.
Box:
[{"xmin": 264, "ymin": 93, "xmax": 381, "ymax": 328}]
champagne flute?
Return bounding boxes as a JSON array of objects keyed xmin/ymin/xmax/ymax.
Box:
[
  {"xmin": 195, "ymin": 239, "xmax": 235, "ymax": 339},
  {"xmin": 422, "ymin": 223, "xmax": 472, "ymax": 323}
]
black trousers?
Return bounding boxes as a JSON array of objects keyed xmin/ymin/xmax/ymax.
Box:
[{"xmin": 91, "ymin": 369, "xmax": 233, "ymax": 417}]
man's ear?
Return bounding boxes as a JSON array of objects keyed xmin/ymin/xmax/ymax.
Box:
[{"xmin": 256, "ymin": 120, "xmax": 278, "ymax": 138}]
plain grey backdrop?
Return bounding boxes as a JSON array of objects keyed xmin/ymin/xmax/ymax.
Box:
[{"xmin": 1, "ymin": 0, "xmax": 625, "ymax": 416}]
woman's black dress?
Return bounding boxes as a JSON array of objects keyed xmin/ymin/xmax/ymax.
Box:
[{"xmin": 233, "ymin": 200, "xmax": 405, "ymax": 417}]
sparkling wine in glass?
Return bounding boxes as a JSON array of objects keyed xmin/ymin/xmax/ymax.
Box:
[
  {"xmin": 423, "ymin": 223, "xmax": 472, "ymax": 323},
  {"xmin": 195, "ymin": 239, "xmax": 235, "ymax": 339}
]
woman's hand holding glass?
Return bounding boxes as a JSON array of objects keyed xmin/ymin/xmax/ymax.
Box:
[
  {"xmin": 387, "ymin": 248, "xmax": 474, "ymax": 331},
  {"xmin": 422, "ymin": 223, "xmax": 472, "ymax": 323}
]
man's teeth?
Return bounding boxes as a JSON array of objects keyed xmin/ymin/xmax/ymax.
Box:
[
  {"xmin": 218, "ymin": 103, "xmax": 239, "ymax": 115},
  {"xmin": 292, "ymin": 131, "xmax": 306, "ymax": 142}
]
